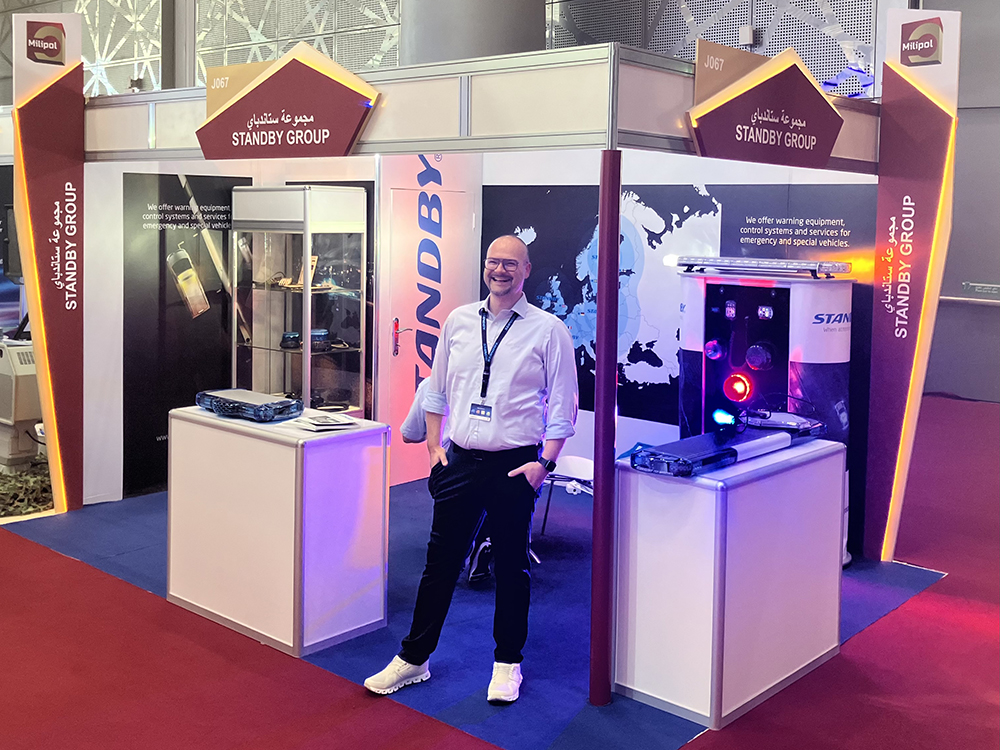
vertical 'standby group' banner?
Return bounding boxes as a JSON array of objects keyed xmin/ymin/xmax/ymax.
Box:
[
  {"xmin": 13, "ymin": 14, "xmax": 84, "ymax": 512},
  {"xmin": 866, "ymin": 9, "xmax": 961, "ymax": 560}
]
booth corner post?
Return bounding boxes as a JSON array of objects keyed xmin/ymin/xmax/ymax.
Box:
[{"xmin": 590, "ymin": 148, "xmax": 621, "ymax": 707}]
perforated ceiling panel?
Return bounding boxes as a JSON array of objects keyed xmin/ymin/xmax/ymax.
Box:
[
  {"xmin": 645, "ymin": 0, "xmax": 753, "ymax": 61},
  {"xmin": 546, "ymin": 4, "xmax": 583, "ymax": 49},
  {"xmin": 547, "ymin": 0, "xmax": 645, "ymax": 49},
  {"xmin": 335, "ymin": 25, "xmax": 398, "ymax": 70},
  {"xmin": 0, "ymin": 0, "xmax": 873, "ymax": 102},
  {"xmin": 195, "ymin": 0, "xmax": 399, "ymax": 86},
  {"xmin": 693, "ymin": 0, "xmax": 752, "ymax": 55},
  {"xmin": 0, "ymin": 0, "xmax": 163, "ymax": 98},
  {"xmin": 336, "ymin": 0, "xmax": 399, "ymax": 31},
  {"xmin": 759, "ymin": 0, "xmax": 874, "ymax": 96},
  {"xmin": 547, "ymin": 0, "xmax": 876, "ymax": 98},
  {"xmin": 221, "ymin": 42, "xmax": 277, "ymax": 66},
  {"xmin": 0, "ymin": 0, "xmax": 395, "ymax": 101},
  {"xmin": 648, "ymin": 1, "xmax": 694, "ymax": 57},
  {"xmin": 278, "ymin": 0, "xmax": 330, "ymax": 40}
]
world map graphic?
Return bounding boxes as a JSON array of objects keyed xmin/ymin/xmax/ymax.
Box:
[
  {"xmin": 481, "ymin": 182, "xmax": 876, "ymax": 427},
  {"xmin": 482, "ymin": 185, "xmax": 721, "ymax": 425}
]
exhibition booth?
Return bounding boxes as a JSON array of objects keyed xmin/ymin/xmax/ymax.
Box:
[{"xmin": 5, "ymin": 7, "xmax": 960, "ymax": 726}]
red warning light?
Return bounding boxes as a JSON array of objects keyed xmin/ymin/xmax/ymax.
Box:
[{"xmin": 723, "ymin": 373, "xmax": 753, "ymax": 402}]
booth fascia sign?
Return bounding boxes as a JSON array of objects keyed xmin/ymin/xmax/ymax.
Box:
[
  {"xmin": 12, "ymin": 13, "xmax": 84, "ymax": 513},
  {"xmin": 866, "ymin": 9, "xmax": 961, "ymax": 561},
  {"xmin": 685, "ymin": 45, "xmax": 844, "ymax": 169},
  {"xmin": 196, "ymin": 41, "xmax": 380, "ymax": 160}
]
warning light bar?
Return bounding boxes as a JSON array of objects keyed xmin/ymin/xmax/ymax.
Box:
[{"xmin": 673, "ymin": 257, "xmax": 852, "ymax": 279}]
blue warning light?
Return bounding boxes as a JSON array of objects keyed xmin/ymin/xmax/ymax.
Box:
[{"xmin": 712, "ymin": 409, "xmax": 736, "ymax": 426}]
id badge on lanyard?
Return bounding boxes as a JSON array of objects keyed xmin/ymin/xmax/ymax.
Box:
[
  {"xmin": 469, "ymin": 404, "xmax": 493, "ymax": 422},
  {"xmin": 471, "ymin": 308, "xmax": 518, "ymax": 423}
]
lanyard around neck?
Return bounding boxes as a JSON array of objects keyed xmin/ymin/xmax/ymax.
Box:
[{"xmin": 480, "ymin": 307, "xmax": 519, "ymax": 400}]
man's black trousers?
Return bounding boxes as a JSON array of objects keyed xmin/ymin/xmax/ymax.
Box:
[{"xmin": 399, "ymin": 442, "xmax": 539, "ymax": 666}]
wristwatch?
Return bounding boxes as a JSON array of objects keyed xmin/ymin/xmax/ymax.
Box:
[{"xmin": 537, "ymin": 457, "xmax": 557, "ymax": 473}]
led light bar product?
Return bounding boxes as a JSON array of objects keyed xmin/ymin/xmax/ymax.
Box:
[
  {"xmin": 676, "ymin": 257, "xmax": 852, "ymax": 278},
  {"xmin": 629, "ymin": 428, "xmax": 794, "ymax": 477},
  {"xmin": 196, "ymin": 388, "xmax": 303, "ymax": 422}
]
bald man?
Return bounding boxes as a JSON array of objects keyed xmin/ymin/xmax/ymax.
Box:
[{"xmin": 365, "ymin": 235, "xmax": 579, "ymax": 703}]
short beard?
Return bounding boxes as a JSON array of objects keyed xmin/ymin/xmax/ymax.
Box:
[{"xmin": 489, "ymin": 278, "xmax": 515, "ymax": 296}]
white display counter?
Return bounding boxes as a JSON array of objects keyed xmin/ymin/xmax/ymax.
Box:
[
  {"xmin": 614, "ymin": 439, "xmax": 845, "ymax": 729},
  {"xmin": 167, "ymin": 406, "xmax": 389, "ymax": 657}
]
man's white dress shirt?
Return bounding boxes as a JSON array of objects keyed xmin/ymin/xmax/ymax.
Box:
[
  {"xmin": 400, "ymin": 378, "xmax": 452, "ymax": 448},
  {"xmin": 424, "ymin": 293, "xmax": 578, "ymax": 452}
]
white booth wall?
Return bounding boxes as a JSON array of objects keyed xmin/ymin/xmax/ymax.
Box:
[
  {"xmin": 82, "ymin": 147, "xmax": 875, "ymax": 504},
  {"xmin": 482, "ymin": 148, "xmax": 877, "ymax": 463},
  {"xmin": 86, "ymin": 157, "xmax": 252, "ymax": 504},
  {"xmin": 82, "ymin": 153, "xmax": 483, "ymax": 504}
]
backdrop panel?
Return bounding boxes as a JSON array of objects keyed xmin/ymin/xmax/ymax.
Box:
[{"xmin": 121, "ymin": 173, "xmax": 250, "ymax": 497}]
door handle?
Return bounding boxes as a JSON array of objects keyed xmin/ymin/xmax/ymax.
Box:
[{"xmin": 392, "ymin": 317, "xmax": 413, "ymax": 356}]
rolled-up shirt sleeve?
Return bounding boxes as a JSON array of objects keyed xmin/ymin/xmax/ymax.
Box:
[
  {"xmin": 542, "ymin": 319, "xmax": 578, "ymax": 440},
  {"xmin": 423, "ymin": 314, "xmax": 451, "ymax": 416},
  {"xmin": 399, "ymin": 379, "xmax": 429, "ymax": 442}
]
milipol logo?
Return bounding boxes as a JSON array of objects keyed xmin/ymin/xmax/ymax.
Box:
[
  {"xmin": 26, "ymin": 21, "xmax": 65, "ymax": 66},
  {"xmin": 900, "ymin": 17, "xmax": 943, "ymax": 67}
]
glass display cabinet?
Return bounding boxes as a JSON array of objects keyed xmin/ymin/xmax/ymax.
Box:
[{"xmin": 231, "ymin": 186, "xmax": 367, "ymax": 414}]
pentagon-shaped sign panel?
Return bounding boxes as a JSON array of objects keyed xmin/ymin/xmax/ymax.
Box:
[
  {"xmin": 687, "ymin": 49, "xmax": 844, "ymax": 170},
  {"xmin": 197, "ymin": 42, "xmax": 379, "ymax": 160}
]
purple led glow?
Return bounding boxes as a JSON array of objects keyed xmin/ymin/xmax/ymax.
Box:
[{"xmin": 704, "ymin": 339, "xmax": 726, "ymax": 360}]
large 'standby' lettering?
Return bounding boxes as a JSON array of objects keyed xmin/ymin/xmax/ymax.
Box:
[
  {"xmin": 416, "ymin": 284, "xmax": 441, "ymax": 329},
  {"xmin": 415, "ymin": 155, "xmax": 443, "ymax": 389},
  {"xmin": 417, "ymin": 238, "xmax": 441, "ymax": 283},
  {"xmin": 419, "ymin": 193, "xmax": 442, "ymax": 237}
]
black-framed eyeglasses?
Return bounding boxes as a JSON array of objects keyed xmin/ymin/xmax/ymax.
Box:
[{"xmin": 485, "ymin": 258, "xmax": 520, "ymax": 271}]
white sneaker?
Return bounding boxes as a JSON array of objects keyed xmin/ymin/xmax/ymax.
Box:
[
  {"xmin": 487, "ymin": 661, "xmax": 522, "ymax": 703},
  {"xmin": 364, "ymin": 655, "xmax": 431, "ymax": 695}
]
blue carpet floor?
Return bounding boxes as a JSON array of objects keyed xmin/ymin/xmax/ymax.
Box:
[
  {"xmin": 6, "ymin": 484, "xmax": 944, "ymax": 750},
  {"xmin": 9, "ymin": 492, "xmax": 169, "ymax": 598},
  {"xmin": 840, "ymin": 557, "xmax": 945, "ymax": 642}
]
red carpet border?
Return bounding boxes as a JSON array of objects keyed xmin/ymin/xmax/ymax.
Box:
[
  {"xmin": 685, "ymin": 396, "xmax": 1000, "ymax": 750},
  {"xmin": 0, "ymin": 529, "xmax": 495, "ymax": 750},
  {"xmin": 1, "ymin": 395, "xmax": 996, "ymax": 750}
]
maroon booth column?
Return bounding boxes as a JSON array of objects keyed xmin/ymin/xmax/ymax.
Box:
[
  {"xmin": 864, "ymin": 63, "xmax": 957, "ymax": 560},
  {"xmin": 590, "ymin": 149, "xmax": 621, "ymax": 706}
]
